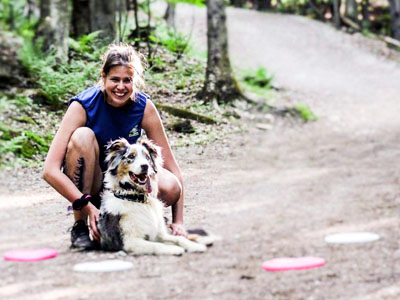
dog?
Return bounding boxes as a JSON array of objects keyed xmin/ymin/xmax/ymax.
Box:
[{"xmin": 97, "ymin": 137, "xmax": 206, "ymax": 255}]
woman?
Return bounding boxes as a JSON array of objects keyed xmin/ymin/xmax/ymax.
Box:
[{"xmin": 43, "ymin": 43, "xmax": 187, "ymax": 250}]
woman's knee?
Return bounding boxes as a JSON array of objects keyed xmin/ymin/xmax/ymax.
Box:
[
  {"xmin": 67, "ymin": 127, "xmax": 98, "ymax": 154},
  {"xmin": 158, "ymin": 171, "xmax": 182, "ymax": 206}
]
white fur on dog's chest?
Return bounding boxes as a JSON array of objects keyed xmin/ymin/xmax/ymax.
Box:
[{"xmin": 102, "ymin": 194, "xmax": 164, "ymax": 241}]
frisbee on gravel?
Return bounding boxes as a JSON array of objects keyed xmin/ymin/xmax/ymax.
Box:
[
  {"xmin": 3, "ymin": 248, "xmax": 58, "ymax": 262},
  {"xmin": 73, "ymin": 259, "xmax": 133, "ymax": 272},
  {"xmin": 262, "ymin": 257, "xmax": 326, "ymax": 272},
  {"xmin": 324, "ymin": 232, "xmax": 380, "ymax": 244}
]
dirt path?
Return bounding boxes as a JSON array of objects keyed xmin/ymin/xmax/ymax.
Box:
[{"xmin": 2, "ymin": 4, "xmax": 400, "ymax": 300}]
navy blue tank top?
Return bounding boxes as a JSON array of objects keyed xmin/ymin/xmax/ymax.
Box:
[{"xmin": 69, "ymin": 86, "xmax": 149, "ymax": 171}]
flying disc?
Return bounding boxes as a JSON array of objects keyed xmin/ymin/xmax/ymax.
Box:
[
  {"xmin": 262, "ymin": 257, "xmax": 326, "ymax": 272},
  {"xmin": 73, "ymin": 259, "xmax": 133, "ymax": 272},
  {"xmin": 324, "ymin": 232, "xmax": 380, "ymax": 244},
  {"xmin": 3, "ymin": 248, "xmax": 58, "ymax": 262}
]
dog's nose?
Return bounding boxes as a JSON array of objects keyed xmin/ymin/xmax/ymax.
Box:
[{"xmin": 141, "ymin": 164, "xmax": 148, "ymax": 173}]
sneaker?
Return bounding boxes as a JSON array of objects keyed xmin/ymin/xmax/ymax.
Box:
[{"xmin": 70, "ymin": 220, "xmax": 94, "ymax": 250}]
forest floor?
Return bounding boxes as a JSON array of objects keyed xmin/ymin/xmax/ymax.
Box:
[{"xmin": 2, "ymin": 3, "xmax": 400, "ymax": 300}]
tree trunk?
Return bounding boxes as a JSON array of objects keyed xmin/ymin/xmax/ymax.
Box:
[
  {"xmin": 164, "ymin": 2, "xmax": 176, "ymax": 28},
  {"xmin": 36, "ymin": 0, "xmax": 72, "ymax": 61},
  {"xmin": 254, "ymin": 0, "xmax": 271, "ymax": 11},
  {"xmin": 202, "ymin": 0, "xmax": 241, "ymax": 104},
  {"xmin": 71, "ymin": 0, "xmax": 90, "ymax": 38},
  {"xmin": 389, "ymin": 0, "xmax": 400, "ymax": 40},
  {"xmin": 332, "ymin": 0, "xmax": 341, "ymax": 28},
  {"xmin": 116, "ymin": 0, "xmax": 128, "ymax": 42},
  {"xmin": 90, "ymin": 0, "xmax": 117, "ymax": 44},
  {"xmin": 345, "ymin": 0, "xmax": 358, "ymax": 21},
  {"xmin": 361, "ymin": 0, "xmax": 371, "ymax": 29},
  {"xmin": 132, "ymin": 0, "xmax": 140, "ymax": 41},
  {"xmin": 39, "ymin": 0, "xmax": 51, "ymax": 23}
]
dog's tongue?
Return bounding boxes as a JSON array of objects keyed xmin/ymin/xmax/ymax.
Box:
[{"xmin": 146, "ymin": 177, "xmax": 152, "ymax": 193}]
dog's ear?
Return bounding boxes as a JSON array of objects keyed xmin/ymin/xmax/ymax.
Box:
[
  {"xmin": 141, "ymin": 138, "xmax": 163, "ymax": 173},
  {"xmin": 105, "ymin": 138, "xmax": 130, "ymax": 170}
]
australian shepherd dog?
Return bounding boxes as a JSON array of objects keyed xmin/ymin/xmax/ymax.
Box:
[{"xmin": 97, "ymin": 137, "xmax": 206, "ymax": 255}]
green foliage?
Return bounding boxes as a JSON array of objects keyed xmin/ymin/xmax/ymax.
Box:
[
  {"xmin": 68, "ymin": 31, "xmax": 106, "ymax": 60},
  {"xmin": 0, "ymin": 125, "xmax": 51, "ymax": 163},
  {"xmin": 239, "ymin": 66, "xmax": 274, "ymax": 96},
  {"xmin": 19, "ymin": 38, "xmax": 100, "ymax": 108},
  {"xmin": 150, "ymin": 26, "xmax": 192, "ymax": 59},
  {"xmin": 294, "ymin": 103, "xmax": 318, "ymax": 122},
  {"xmin": 166, "ymin": 0, "xmax": 205, "ymax": 6},
  {"xmin": 243, "ymin": 67, "xmax": 273, "ymax": 88},
  {"xmin": 146, "ymin": 51, "xmax": 205, "ymax": 96},
  {"xmin": 0, "ymin": 0, "xmax": 37, "ymax": 37}
]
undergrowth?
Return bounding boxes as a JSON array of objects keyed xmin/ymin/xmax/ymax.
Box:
[{"xmin": 239, "ymin": 66, "xmax": 274, "ymax": 98}]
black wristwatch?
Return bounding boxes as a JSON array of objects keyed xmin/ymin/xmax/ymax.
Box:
[{"xmin": 72, "ymin": 194, "xmax": 92, "ymax": 211}]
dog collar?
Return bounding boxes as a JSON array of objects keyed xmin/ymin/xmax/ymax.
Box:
[{"xmin": 112, "ymin": 191, "xmax": 148, "ymax": 203}]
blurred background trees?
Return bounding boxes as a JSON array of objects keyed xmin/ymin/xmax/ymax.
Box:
[{"xmin": 1, "ymin": 0, "xmax": 399, "ymax": 59}]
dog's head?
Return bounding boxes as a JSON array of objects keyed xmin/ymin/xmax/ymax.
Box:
[{"xmin": 104, "ymin": 137, "xmax": 163, "ymax": 194}]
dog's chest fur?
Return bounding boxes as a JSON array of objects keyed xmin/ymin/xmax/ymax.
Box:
[{"xmin": 101, "ymin": 190, "xmax": 165, "ymax": 241}]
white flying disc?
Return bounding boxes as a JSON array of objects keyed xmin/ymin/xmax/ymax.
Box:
[
  {"xmin": 73, "ymin": 259, "xmax": 133, "ymax": 272},
  {"xmin": 262, "ymin": 256, "xmax": 326, "ymax": 272},
  {"xmin": 324, "ymin": 232, "xmax": 380, "ymax": 244}
]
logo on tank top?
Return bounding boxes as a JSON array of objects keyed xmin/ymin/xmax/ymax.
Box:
[{"xmin": 129, "ymin": 125, "xmax": 140, "ymax": 137}]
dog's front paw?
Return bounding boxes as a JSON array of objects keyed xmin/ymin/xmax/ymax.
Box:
[{"xmin": 186, "ymin": 242, "xmax": 207, "ymax": 253}]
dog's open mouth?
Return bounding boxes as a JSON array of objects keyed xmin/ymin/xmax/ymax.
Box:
[
  {"xmin": 129, "ymin": 172, "xmax": 147, "ymax": 184},
  {"xmin": 129, "ymin": 172, "xmax": 152, "ymax": 193}
]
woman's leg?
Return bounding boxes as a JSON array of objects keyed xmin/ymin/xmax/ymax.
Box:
[
  {"xmin": 64, "ymin": 127, "xmax": 103, "ymax": 219},
  {"xmin": 64, "ymin": 127, "xmax": 103, "ymax": 249},
  {"xmin": 157, "ymin": 168, "xmax": 182, "ymax": 206}
]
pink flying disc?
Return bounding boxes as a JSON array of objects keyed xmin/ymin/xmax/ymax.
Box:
[
  {"xmin": 262, "ymin": 256, "xmax": 326, "ymax": 272},
  {"xmin": 3, "ymin": 248, "xmax": 58, "ymax": 262}
]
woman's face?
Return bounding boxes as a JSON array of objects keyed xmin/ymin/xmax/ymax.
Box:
[{"xmin": 103, "ymin": 65, "xmax": 134, "ymax": 107}]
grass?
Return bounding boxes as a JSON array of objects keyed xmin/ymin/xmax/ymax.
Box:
[
  {"xmin": 294, "ymin": 103, "xmax": 318, "ymax": 122},
  {"xmin": 239, "ymin": 66, "xmax": 274, "ymax": 97}
]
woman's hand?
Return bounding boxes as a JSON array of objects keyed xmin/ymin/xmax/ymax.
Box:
[
  {"xmin": 169, "ymin": 223, "xmax": 188, "ymax": 237},
  {"xmin": 83, "ymin": 203, "xmax": 101, "ymax": 242}
]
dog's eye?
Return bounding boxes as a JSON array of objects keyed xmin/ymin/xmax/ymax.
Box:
[{"xmin": 127, "ymin": 154, "xmax": 135, "ymax": 160}]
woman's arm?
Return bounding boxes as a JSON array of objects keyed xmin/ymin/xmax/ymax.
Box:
[
  {"xmin": 142, "ymin": 99, "xmax": 186, "ymax": 233},
  {"xmin": 43, "ymin": 101, "xmax": 87, "ymax": 201}
]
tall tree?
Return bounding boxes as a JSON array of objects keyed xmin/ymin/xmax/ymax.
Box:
[
  {"xmin": 164, "ymin": 2, "xmax": 176, "ymax": 28},
  {"xmin": 36, "ymin": 0, "xmax": 72, "ymax": 61},
  {"xmin": 202, "ymin": 0, "xmax": 241, "ymax": 104},
  {"xmin": 332, "ymin": 0, "xmax": 341, "ymax": 28},
  {"xmin": 389, "ymin": 0, "xmax": 400, "ymax": 40},
  {"xmin": 90, "ymin": 0, "xmax": 117, "ymax": 43},
  {"xmin": 71, "ymin": 0, "xmax": 91, "ymax": 37}
]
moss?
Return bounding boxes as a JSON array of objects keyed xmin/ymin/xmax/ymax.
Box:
[{"xmin": 155, "ymin": 103, "xmax": 219, "ymax": 125}]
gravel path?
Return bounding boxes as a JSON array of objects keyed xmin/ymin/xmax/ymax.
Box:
[{"xmin": 2, "ymin": 3, "xmax": 400, "ymax": 300}]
